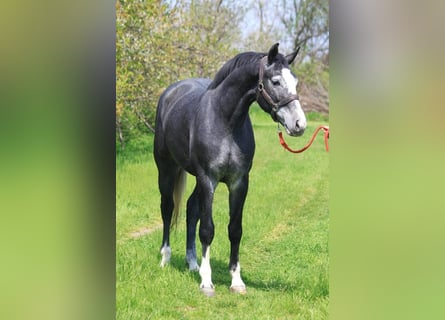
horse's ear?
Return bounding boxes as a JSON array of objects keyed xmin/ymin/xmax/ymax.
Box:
[
  {"xmin": 267, "ymin": 43, "xmax": 279, "ymax": 65},
  {"xmin": 285, "ymin": 46, "xmax": 301, "ymax": 65}
]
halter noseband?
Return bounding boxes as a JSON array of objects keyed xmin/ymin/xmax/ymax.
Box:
[{"xmin": 257, "ymin": 56, "xmax": 299, "ymax": 121}]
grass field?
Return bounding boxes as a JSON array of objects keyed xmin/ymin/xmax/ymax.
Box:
[{"xmin": 116, "ymin": 108, "xmax": 329, "ymax": 319}]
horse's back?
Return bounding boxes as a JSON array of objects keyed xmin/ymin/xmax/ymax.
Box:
[
  {"xmin": 157, "ymin": 78, "xmax": 210, "ymax": 125},
  {"xmin": 154, "ymin": 78, "xmax": 211, "ymax": 171}
]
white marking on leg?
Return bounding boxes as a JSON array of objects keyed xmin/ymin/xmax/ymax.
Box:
[
  {"xmin": 160, "ymin": 245, "xmax": 171, "ymax": 267},
  {"xmin": 199, "ymin": 246, "xmax": 214, "ymax": 289},
  {"xmin": 230, "ymin": 262, "xmax": 246, "ymax": 294}
]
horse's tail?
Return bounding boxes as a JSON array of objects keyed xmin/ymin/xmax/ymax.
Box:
[{"xmin": 171, "ymin": 169, "xmax": 187, "ymax": 228}]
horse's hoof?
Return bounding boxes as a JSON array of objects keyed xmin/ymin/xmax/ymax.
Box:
[
  {"xmin": 200, "ymin": 285, "xmax": 215, "ymax": 297},
  {"xmin": 189, "ymin": 265, "xmax": 199, "ymax": 272},
  {"xmin": 160, "ymin": 246, "xmax": 171, "ymax": 268},
  {"xmin": 230, "ymin": 285, "xmax": 247, "ymax": 295},
  {"xmin": 187, "ymin": 262, "xmax": 199, "ymax": 272}
]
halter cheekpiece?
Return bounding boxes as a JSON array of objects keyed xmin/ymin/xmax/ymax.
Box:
[{"xmin": 257, "ymin": 56, "xmax": 299, "ymax": 121}]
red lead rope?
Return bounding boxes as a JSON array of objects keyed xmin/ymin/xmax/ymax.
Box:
[{"xmin": 278, "ymin": 125, "xmax": 330, "ymax": 153}]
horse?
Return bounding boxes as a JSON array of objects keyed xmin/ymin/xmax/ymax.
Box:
[{"xmin": 153, "ymin": 43, "xmax": 307, "ymax": 296}]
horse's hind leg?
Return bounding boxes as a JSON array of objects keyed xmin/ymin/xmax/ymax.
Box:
[
  {"xmin": 186, "ymin": 185, "xmax": 200, "ymax": 271},
  {"xmin": 158, "ymin": 166, "xmax": 178, "ymax": 267}
]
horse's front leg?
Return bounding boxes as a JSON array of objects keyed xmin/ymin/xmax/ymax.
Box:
[
  {"xmin": 197, "ymin": 177, "xmax": 216, "ymax": 296},
  {"xmin": 228, "ymin": 175, "xmax": 249, "ymax": 294}
]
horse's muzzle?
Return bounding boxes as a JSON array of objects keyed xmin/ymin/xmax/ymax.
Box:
[{"xmin": 286, "ymin": 125, "xmax": 305, "ymax": 137}]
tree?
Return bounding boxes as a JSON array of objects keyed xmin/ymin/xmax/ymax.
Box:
[
  {"xmin": 281, "ymin": 0, "xmax": 329, "ymax": 114},
  {"xmin": 280, "ymin": 0, "xmax": 329, "ymax": 61},
  {"xmin": 116, "ymin": 0, "xmax": 171, "ymax": 148}
]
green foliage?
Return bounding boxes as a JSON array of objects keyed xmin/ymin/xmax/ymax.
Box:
[
  {"xmin": 306, "ymin": 111, "xmax": 329, "ymax": 122},
  {"xmin": 295, "ymin": 60, "xmax": 329, "ymax": 88},
  {"xmin": 116, "ymin": 109, "xmax": 329, "ymax": 318}
]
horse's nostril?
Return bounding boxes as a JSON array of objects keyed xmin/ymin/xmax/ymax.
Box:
[{"xmin": 296, "ymin": 120, "xmax": 300, "ymax": 129}]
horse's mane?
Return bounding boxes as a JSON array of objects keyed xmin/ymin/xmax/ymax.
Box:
[{"xmin": 207, "ymin": 52, "xmax": 265, "ymax": 90}]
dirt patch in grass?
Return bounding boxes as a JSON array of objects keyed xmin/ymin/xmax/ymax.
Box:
[{"xmin": 128, "ymin": 224, "xmax": 162, "ymax": 239}]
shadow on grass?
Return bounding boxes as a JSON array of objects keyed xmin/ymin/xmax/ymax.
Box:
[
  {"xmin": 168, "ymin": 254, "xmax": 327, "ymax": 299},
  {"xmin": 169, "ymin": 254, "xmax": 231, "ymax": 287}
]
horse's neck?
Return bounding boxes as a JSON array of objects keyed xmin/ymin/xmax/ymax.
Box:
[{"xmin": 213, "ymin": 65, "xmax": 259, "ymax": 128}]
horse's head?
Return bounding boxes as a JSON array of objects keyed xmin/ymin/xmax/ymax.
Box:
[{"xmin": 257, "ymin": 43, "xmax": 307, "ymax": 137}]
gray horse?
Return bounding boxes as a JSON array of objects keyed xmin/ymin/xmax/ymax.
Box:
[{"xmin": 154, "ymin": 43, "xmax": 306, "ymax": 296}]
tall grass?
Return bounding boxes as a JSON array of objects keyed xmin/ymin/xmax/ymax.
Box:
[{"xmin": 117, "ymin": 107, "xmax": 329, "ymax": 319}]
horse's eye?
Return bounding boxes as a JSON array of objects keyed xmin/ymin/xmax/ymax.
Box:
[{"xmin": 271, "ymin": 79, "xmax": 280, "ymax": 86}]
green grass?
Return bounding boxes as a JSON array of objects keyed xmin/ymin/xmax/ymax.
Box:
[{"xmin": 117, "ymin": 108, "xmax": 329, "ymax": 319}]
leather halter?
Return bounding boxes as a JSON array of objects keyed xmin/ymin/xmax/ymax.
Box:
[{"xmin": 257, "ymin": 56, "xmax": 299, "ymax": 121}]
